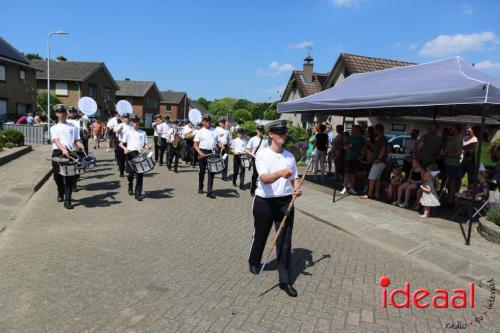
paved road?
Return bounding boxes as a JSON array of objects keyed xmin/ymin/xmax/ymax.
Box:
[{"xmin": 0, "ymin": 149, "xmax": 498, "ymax": 332}]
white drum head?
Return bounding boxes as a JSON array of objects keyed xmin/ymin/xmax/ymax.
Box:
[
  {"xmin": 78, "ymin": 97, "xmax": 97, "ymax": 116},
  {"xmin": 116, "ymin": 100, "xmax": 133, "ymax": 115},
  {"xmin": 188, "ymin": 108, "xmax": 202, "ymax": 124}
]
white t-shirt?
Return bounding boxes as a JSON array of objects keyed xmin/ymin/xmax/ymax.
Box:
[
  {"xmin": 216, "ymin": 126, "xmax": 231, "ymax": 145},
  {"xmin": 157, "ymin": 123, "xmax": 170, "ymax": 140},
  {"xmin": 194, "ymin": 127, "xmax": 218, "ymax": 150},
  {"xmin": 107, "ymin": 117, "xmax": 119, "ymax": 129},
  {"xmin": 167, "ymin": 126, "xmax": 181, "ymax": 142},
  {"xmin": 66, "ymin": 118, "xmax": 81, "ymax": 131},
  {"xmin": 255, "ymin": 147, "xmax": 298, "ymax": 198},
  {"xmin": 231, "ymin": 137, "xmax": 248, "ymax": 155},
  {"xmin": 50, "ymin": 122, "xmax": 80, "ymax": 150},
  {"xmin": 182, "ymin": 125, "xmax": 194, "ymax": 139},
  {"xmin": 122, "ymin": 128, "xmax": 147, "ymax": 152},
  {"xmin": 246, "ymin": 135, "xmax": 269, "ymax": 154},
  {"xmin": 115, "ymin": 123, "xmax": 132, "ymax": 142},
  {"xmin": 152, "ymin": 121, "xmax": 161, "ymax": 137}
]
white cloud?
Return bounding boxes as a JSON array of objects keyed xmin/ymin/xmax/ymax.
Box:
[
  {"xmin": 475, "ymin": 60, "xmax": 500, "ymax": 70},
  {"xmin": 408, "ymin": 43, "xmax": 418, "ymax": 50},
  {"xmin": 257, "ymin": 61, "xmax": 295, "ymax": 76},
  {"xmin": 392, "ymin": 42, "xmax": 401, "ymax": 49},
  {"xmin": 290, "ymin": 41, "xmax": 314, "ymax": 49},
  {"xmin": 418, "ymin": 31, "xmax": 499, "ymax": 57},
  {"xmin": 331, "ymin": 0, "xmax": 360, "ymax": 8},
  {"xmin": 462, "ymin": 4, "xmax": 473, "ymax": 15}
]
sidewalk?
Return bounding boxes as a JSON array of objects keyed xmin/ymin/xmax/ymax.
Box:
[
  {"xmin": 0, "ymin": 144, "xmax": 52, "ymax": 230},
  {"xmin": 296, "ymin": 179, "xmax": 500, "ymax": 291}
]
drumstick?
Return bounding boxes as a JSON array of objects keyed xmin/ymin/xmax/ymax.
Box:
[{"xmin": 256, "ymin": 157, "xmax": 313, "ymax": 282}]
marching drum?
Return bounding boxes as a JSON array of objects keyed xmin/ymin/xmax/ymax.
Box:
[
  {"xmin": 207, "ymin": 155, "xmax": 225, "ymax": 174},
  {"xmin": 240, "ymin": 155, "xmax": 251, "ymax": 168},
  {"xmin": 83, "ymin": 153, "xmax": 97, "ymax": 169},
  {"xmin": 130, "ymin": 155, "xmax": 155, "ymax": 174},
  {"xmin": 59, "ymin": 162, "xmax": 77, "ymax": 177}
]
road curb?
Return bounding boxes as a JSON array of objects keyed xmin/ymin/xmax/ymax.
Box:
[{"xmin": 0, "ymin": 145, "xmax": 32, "ymax": 166}]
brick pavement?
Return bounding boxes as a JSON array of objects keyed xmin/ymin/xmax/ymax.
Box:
[{"xmin": 0, "ymin": 148, "xmax": 498, "ymax": 332}]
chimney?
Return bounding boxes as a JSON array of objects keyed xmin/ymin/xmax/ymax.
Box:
[
  {"xmin": 303, "ymin": 55, "xmax": 314, "ymax": 83},
  {"xmin": 124, "ymin": 78, "xmax": 130, "ymax": 81},
  {"xmin": 56, "ymin": 55, "xmax": 67, "ymax": 62}
]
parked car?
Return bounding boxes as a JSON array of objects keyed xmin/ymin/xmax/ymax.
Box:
[{"xmin": 388, "ymin": 135, "xmax": 411, "ymax": 152}]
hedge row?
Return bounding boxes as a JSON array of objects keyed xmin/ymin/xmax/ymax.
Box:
[{"xmin": 0, "ymin": 129, "xmax": 24, "ymax": 150}]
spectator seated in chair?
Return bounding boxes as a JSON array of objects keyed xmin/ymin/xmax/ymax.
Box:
[
  {"xmin": 393, "ymin": 158, "xmax": 424, "ymax": 208},
  {"xmin": 385, "ymin": 166, "xmax": 403, "ymax": 203}
]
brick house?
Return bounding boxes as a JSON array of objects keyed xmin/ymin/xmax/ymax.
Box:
[
  {"xmin": 116, "ymin": 79, "xmax": 161, "ymax": 126},
  {"xmin": 31, "ymin": 59, "xmax": 119, "ymax": 119},
  {"xmin": 160, "ymin": 91, "xmax": 188, "ymax": 120},
  {"xmin": 279, "ymin": 55, "xmax": 328, "ymax": 128},
  {"xmin": 0, "ymin": 37, "xmax": 38, "ymax": 122}
]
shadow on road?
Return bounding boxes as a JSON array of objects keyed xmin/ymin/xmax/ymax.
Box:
[
  {"xmin": 81, "ymin": 180, "xmax": 120, "ymax": 191},
  {"xmin": 290, "ymin": 249, "xmax": 331, "ymax": 284},
  {"xmin": 144, "ymin": 188, "xmax": 175, "ymax": 199},
  {"xmin": 74, "ymin": 191, "xmax": 121, "ymax": 208},
  {"xmin": 82, "ymin": 173, "xmax": 115, "ymax": 180},
  {"xmin": 213, "ymin": 188, "xmax": 240, "ymax": 198},
  {"xmin": 143, "ymin": 172, "xmax": 159, "ymax": 178}
]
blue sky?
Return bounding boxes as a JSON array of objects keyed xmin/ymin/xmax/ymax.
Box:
[{"xmin": 3, "ymin": 0, "xmax": 500, "ymax": 102}]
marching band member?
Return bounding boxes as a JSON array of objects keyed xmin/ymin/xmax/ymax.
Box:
[
  {"xmin": 119, "ymin": 115, "xmax": 148, "ymax": 201},
  {"xmin": 157, "ymin": 117, "xmax": 170, "ymax": 166},
  {"xmin": 182, "ymin": 121, "xmax": 195, "ymax": 166},
  {"xmin": 194, "ymin": 114, "xmax": 219, "ymax": 199},
  {"xmin": 50, "ymin": 105, "xmax": 85, "ymax": 209},
  {"xmin": 114, "ymin": 113, "xmax": 132, "ymax": 177},
  {"xmin": 167, "ymin": 119, "xmax": 181, "ymax": 172},
  {"xmin": 106, "ymin": 112, "xmax": 119, "ymax": 152},
  {"xmin": 245, "ymin": 125, "xmax": 269, "ymax": 197},
  {"xmin": 216, "ymin": 117, "xmax": 231, "ymax": 181},
  {"xmin": 230, "ymin": 128, "xmax": 248, "ymax": 190},
  {"xmin": 248, "ymin": 120, "xmax": 301, "ymax": 297},
  {"xmin": 152, "ymin": 114, "xmax": 162, "ymax": 163}
]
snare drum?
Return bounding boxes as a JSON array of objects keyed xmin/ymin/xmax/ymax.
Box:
[
  {"xmin": 207, "ymin": 155, "xmax": 225, "ymax": 174},
  {"xmin": 59, "ymin": 162, "xmax": 77, "ymax": 177},
  {"xmin": 130, "ymin": 155, "xmax": 155, "ymax": 174},
  {"xmin": 240, "ymin": 155, "xmax": 251, "ymax": 168},
  {"xmin": 83, "ymin": 154, "xmax": 97, "ymax": 169}
]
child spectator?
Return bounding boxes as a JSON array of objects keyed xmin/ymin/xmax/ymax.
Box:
[
  {"xmin": 385, "ymin": 166, "xmax": 403, "ymax": 203},
  {"xmin": 419, "ymin": 171, "xmax": 441, "ymax": 218}
]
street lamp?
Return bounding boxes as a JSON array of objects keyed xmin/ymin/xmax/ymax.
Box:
[{"xmin": 47, "ymin": 31, "xmax": 69, "ymax": 141}]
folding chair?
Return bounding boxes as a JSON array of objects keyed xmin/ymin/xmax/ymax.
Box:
[{"xmin": 454, "ymin": 182, "xmax": 498, "ymax": 223}]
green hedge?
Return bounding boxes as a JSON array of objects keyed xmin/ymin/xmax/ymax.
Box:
[
  {"xmin": 237, "ymin": 121, "xmax": 308, "ymax": 145},
  {"xmin": 0, "ymin": 129, "xmax": 24, "ymax": 147},
  {"xmin": 487, "ymin": 207, "xmax": 500, "ymax": 226}
]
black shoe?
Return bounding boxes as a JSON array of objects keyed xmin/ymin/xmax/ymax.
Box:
[
  {"xmin": 279, "ymin": 283, "xmax": 298, "ymax": 297},
  {"xmin": 239, "ymin": 186, "xmax": 246, "ymax": 191},
  {"xmin": 249, "ymin": 265, "xmax": 259, "ymax": 275},
  {"xmin": 73, "ymin": 186, "xmax": 78, "ymax": 192},
  {"xmin": 174, "ymin": 169, "xmax": 178, "ymax": 173},
  {"xmin": 207, "ymin": 193, "xmax": 216, "ymax": 199},
  {"xmin": 198, "ymin": 189, "xmax": 203, "ymax": 194},
  {"xmin": 233, "ymin": 182, "xmax": 237, "ymax": 187},
  {"xmin": 64, "ymin": 201, "xmax": 74, "ymax": 210},
  {"xmin": 120, "ymin": 173, "xmax": 125, "ymax": 177},
  {"xmin": 250, "ymin": 192, "xmax": 255, "ymax": 197},
  {"xmin": 167, "ymin": 167, "xmax": 172, "ymax": 171},
  {"xmin": 57, "ymin": 195, "xmax": 64, "ymax": 202},
  {"xmin": 222, "ymin": 177, "xmax": 227, "ymax": 181},
  {"xmin": 135, "ymin": 195, "xmax": 143, "ymax": 201},
  {"xmin": 128, "ymin": 185, "xmax": 134, "ymax": 195}
]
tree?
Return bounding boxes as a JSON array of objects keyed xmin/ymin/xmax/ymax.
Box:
[
  {"xmin": 232, "ymin": 109, "xmax": 253, "ymax": 122},
  {"xmin": 25, "ymin": 53, "xmax": 42, "ymax": 60},
  {"xmin": 263, "ymin": 109, "xmax": 277, "ymax": 120},
  {"xmin": 36, "ymin": 93, "xmax": 61, "ymax": 120},
  {"xmin": 195, "ymin": 97, "xmax": 211, "ymax": 111},
  {"xmin": 233, "ymin": 99, "xmax": 253, "ymax": 112},
  {"xmin": 252, "ymin": 102, "xmax": 272, "ymax": 120},
  {"xmin": 208, "ymin": 97, "xmax": 237, "ymax": 119}
]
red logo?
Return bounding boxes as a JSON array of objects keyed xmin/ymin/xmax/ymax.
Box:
[{"xmin": 379, "ymin": 276, "xmax": 475, "ymax": 309}]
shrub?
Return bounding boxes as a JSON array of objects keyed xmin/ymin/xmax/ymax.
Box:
[
  {"xmin": 287, "ymin": 126, "xmax": 308, "ymax": 145},
  {"xmin": 233, "ymin": 109, "xmax": 253, "ymax": 122},
  {"xmin": 239, "ymin": 121, "xmax": 257, "ymax": 137},
  {"xmin": 486, "ymin": 207, "xmax": 500, "ymax": 226},
  {"xmin": 0, "ymin": 129, "xmax": 24, "ymax": 146},
  {"xmin": 4, "ymin": 142, "xmax": 14, "ymax": 149}
]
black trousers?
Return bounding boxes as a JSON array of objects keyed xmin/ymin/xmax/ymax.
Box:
[
  {"xmin": 184, "ymin": 139, "xmax": 194, "ymax": 165},
  {"xmin": 51, "ymin": 149, "xmax": 75, "ymax": 203},
  {"xmin": 198, "ymin": 149, "xmax": 215, "ymax": 193},
  {"xmin": 115, "ymin": 145, "xmax": 126, "ymax": 175},
  {"xmin": 159, "ymin": 138, "xmax": 168, "ymax": 165},
  {"xmin": 153, "ymin": 136, "xmax": 160, "ymax": 162},
  {"xmin": 251, "ymin": 159, "xmax": 258, "ymax": 194},
  {"xmin": 232, "ymin": 155, "xmax": 246, "ymax": 186},
  {"xmin": 126, "ymin": 151, "xmax": 144, "ymax": 197},
  {"xmin": 81, "ymin": 135, "xmax": 89, "ymax": 155},
  {"xmin": 168, "ymin": 145, "xmax": 180, "ymax": 170},
  {"xmin": 249, "ymin": 195, "xmax": 294, "ymax": 284},
  {"xmin": 217, "ymin": 145, "xmax": 229, "ymax": 179}
]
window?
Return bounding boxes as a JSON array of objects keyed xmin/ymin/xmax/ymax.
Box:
[
  {"xmin": 88, "ymin": 84, "xmax": 97, "ymax": 98},
  {"xmin": 19, "ymin": 69, "xmax": 26, "ymax": 80},
  {"xmin": 55, "ymin": 82, "xmax": 68, "ymax": 96},
  {"xmin": 103, "ymin": 88, "xmax": 112, "ymax": 101},
  {"xmin": 0, "ymin": 99, "xmax": 6, "ymax": 115},
  {"xmin": 345, "ymin": 121, "xmax": 353, "ymax": 131},
  {"xmin": 16, "ymin": 103, "xmax": 26, "ymax": 114},
  {"xmin": 146, "ymin": 98, "xmax": 158, "ymax": 109},
  {"xmin": 391, "ymin": 123, "xmax": 407, "ymax": 132},
  {"xmin": 0, "ymin": 65, "xmax": 5, "ymax": 81}
]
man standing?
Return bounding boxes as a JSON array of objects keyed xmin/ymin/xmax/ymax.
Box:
[
  {"xmin": 182, "ymin": 121, "xmax": 195, "ymax": 166},
  {"xmin": 152, "ymin": 114, "xmax": 162, "ymax": 163},
  {"xmin": 167, "ymin": 120, "xmax": 181, "ymax": 172},
  {"xmin": 216, "ymin": 117, "xmax": 231, "ymax": 181},
  {"xmin": 50, "ymin": 105, "xmax": 85, "ymax": 209},
  {"xmin": 245, "ymin": 125, "xmax": 268, "ymax": 197},
  {"xmin": 114, "ymin": 113, "xmax": 132, "ymax": 177},
  {"xmin": 194, "ymin": 114, "xmax": 219, "ymax": 199},
  {"xmin": 106, "ymin": 112, "xmax": 120, "ymax": 152},
  {"xmin": 230, "ymin": 128, "xmax": 248, "ymax": 189},
  {"xmin": 157, "ymin": 118, "xmax": 170, "ymax": 166},
  {"xmin": 443, "ymin": 125, "xmax": 463, "ymax": 205},
  {"xmin": 417, "ymin": 124, "xmax": 442, "ymax": 167},
  {"xmin": 462, "ymin": 125, "xmax": 478, "ymax": 188},
  {"xmin": 361, "ymin": 124, "xmax": 388, "ymax": 200}
]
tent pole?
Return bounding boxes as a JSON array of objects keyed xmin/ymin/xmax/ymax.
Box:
[{"xmin": 464, "ymin": 105, "xmax": 487, "ymax": 245}]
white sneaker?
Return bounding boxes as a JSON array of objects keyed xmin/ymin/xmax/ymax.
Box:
[{"xmin": 340, "ymin": 187, "xmax": 347, "ymax": 195}]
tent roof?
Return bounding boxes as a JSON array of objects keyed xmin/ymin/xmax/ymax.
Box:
[{"xmin": 278, "ymin": 57, "xmax": 500, "ymax": 117}]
